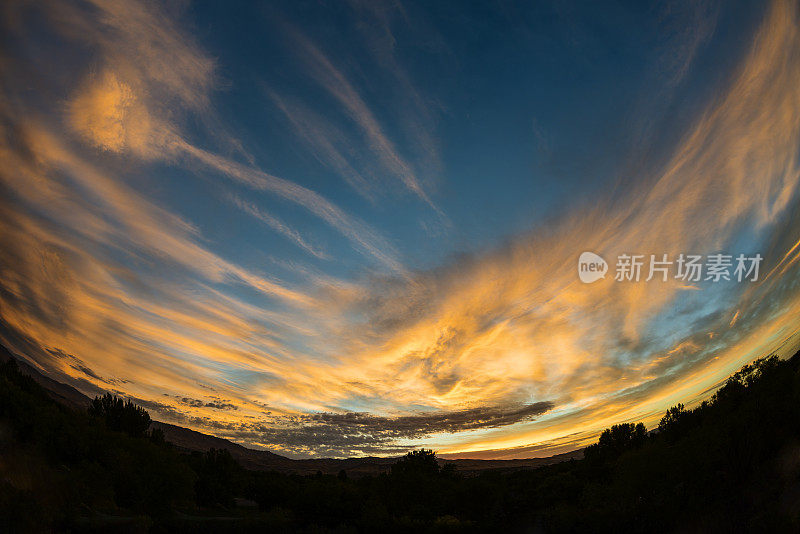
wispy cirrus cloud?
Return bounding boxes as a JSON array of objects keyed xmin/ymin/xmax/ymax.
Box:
[
  {"xmin": 34, "ymin": 0, "xmax": 406, "ymax": 274},
  {"xmin": 266, "ymin": 90, "xmax": 378, "ymax": 201},
  {"xmin": 277, "ymin": 23, "xmax": 442, "ymax": 213},
  {"xmin": 228, "ymin": 193, "xmax": 329, "ymax": 260},
  {"xmin": 0, "ymin": 0, "xmax": 408, "ymax": 451},
  {"xmin": 60, "ymin": 67, "xmax": 404, "ymax": 272},
  {"xmin": 177, "ymin": 144, "xmax": 407, "ymax": 274},
  {"xmin": 278, "ymin": 0, "xmax": 800, "ymax": 454},
  {"xmin": 1, "ymin": 0, "xmax": 799, "ymax": 460},
  {"xmin": 266, "ymin": 1, "xmax": 445, "ymax": 214}
]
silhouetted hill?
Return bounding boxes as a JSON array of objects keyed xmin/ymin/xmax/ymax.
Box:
[
  {"xmin": 3, "ymin": 343, "xmax": 800, "ymax": 532},
  {"xmin": 438, "ymin": 451, "xmax": 583, "ymax": 477},
  {"xmin": 151, "ymin": 421, "xmax": 296, "ymax": 470},
  {"xmin": 0, "ymin": 343, "xmax": 578, "ymax": 477},
  {"xmin": 0, "ymin": 344, "xmax": 92, "ymax": 411}
]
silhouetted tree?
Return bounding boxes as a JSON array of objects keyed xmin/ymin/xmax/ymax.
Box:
[
  {"xmin": 4, "ymin": 345, "xmax": 800, "ymax": 532},
  {"xmin": 585, "ymin": 422, "xmax": 647, "ymax": 460},
  {"xmin": 88, "ymin": 393, "xmax": 151, "ymax": 438},
  {"xmin": 391, "ymin": 449, "xmax": 440, "ymax": 477},
  {"xmin": 193, "ymin": 448, "xmax": 242, "ymax": 509},
  {"xmin": 149, "ymin": 426, "xmax": 167, "ymax": 446},
  {"xmin": 713, "ymin": 354, "xmax": 781, "ymax": 405},
  {"xmin": 658, "ymin": 403, "xmax": 686, "ymax": 433}
]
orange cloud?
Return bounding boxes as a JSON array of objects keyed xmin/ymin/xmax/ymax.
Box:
[{"xmin": 0, "ymin": 0, "xmax": 799, "ymax": 458}]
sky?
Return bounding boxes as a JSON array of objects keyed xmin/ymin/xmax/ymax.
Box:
[{"xmin": 1, "ymin": 0, "xmax": 799, "ymax": 458}]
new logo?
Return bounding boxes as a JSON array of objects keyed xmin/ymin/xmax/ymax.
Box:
[{"xmin": 578, "ymin": 252, "xmax": 608, "ymax": 283}]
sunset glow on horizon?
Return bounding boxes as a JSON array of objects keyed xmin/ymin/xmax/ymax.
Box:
[{"xmin": 1, "ymin": 0, "xmax": 799, "ymax": 458}]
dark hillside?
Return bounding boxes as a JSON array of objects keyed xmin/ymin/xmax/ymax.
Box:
[{"xmin": 1, "ymin": 349, "xmax": 799, "ymax": 532}]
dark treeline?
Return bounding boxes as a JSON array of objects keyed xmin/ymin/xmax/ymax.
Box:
[{"xmin": 1, "ymin": 351, "xmax": 800, "ymax": 533}]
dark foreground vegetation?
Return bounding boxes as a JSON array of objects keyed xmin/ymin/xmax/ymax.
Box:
[{"xmin": 1, "ymin": 351, "xmax": 800, "ymax": 533}]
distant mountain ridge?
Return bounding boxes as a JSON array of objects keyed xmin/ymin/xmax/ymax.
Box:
[
  {"xmin": 0, "ymin": 344, "xmax": 92, "ymax": 411},
  {"xmin": 0, "ymin": 343, "xmax": 581, "ymax": 475}
]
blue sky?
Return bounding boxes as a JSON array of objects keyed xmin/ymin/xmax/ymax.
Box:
[{"xmin": 1, "ymin": 0, "xmax": 799, "ymax": 458}]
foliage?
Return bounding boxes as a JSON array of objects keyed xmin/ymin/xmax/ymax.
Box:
[
  {"xmin": 391, "ymin": 448, "xmax": 440, "ymax": 477},
  {"xmin": 190, "ymin": 447, "xmax": 244, "ymax": 509},
  {"xmin": 0, "ymin": 358, "xmax": 195, "ymax": 532},
  {"xmin": 89, "ymin": 392, "xmax": 152, "ymax": 438},
  {"xmin": 584, "ymin": 422, "xmax": 646, "ymax": 460}
]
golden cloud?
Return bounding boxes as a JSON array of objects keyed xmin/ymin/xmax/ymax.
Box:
[
  {"xmin": 67, "ymin": 69, "xmax": 176, "ymax": 158},
  {"xmin": 0, "ymin": 0, "xmax": 799, "ymax": 458}
]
